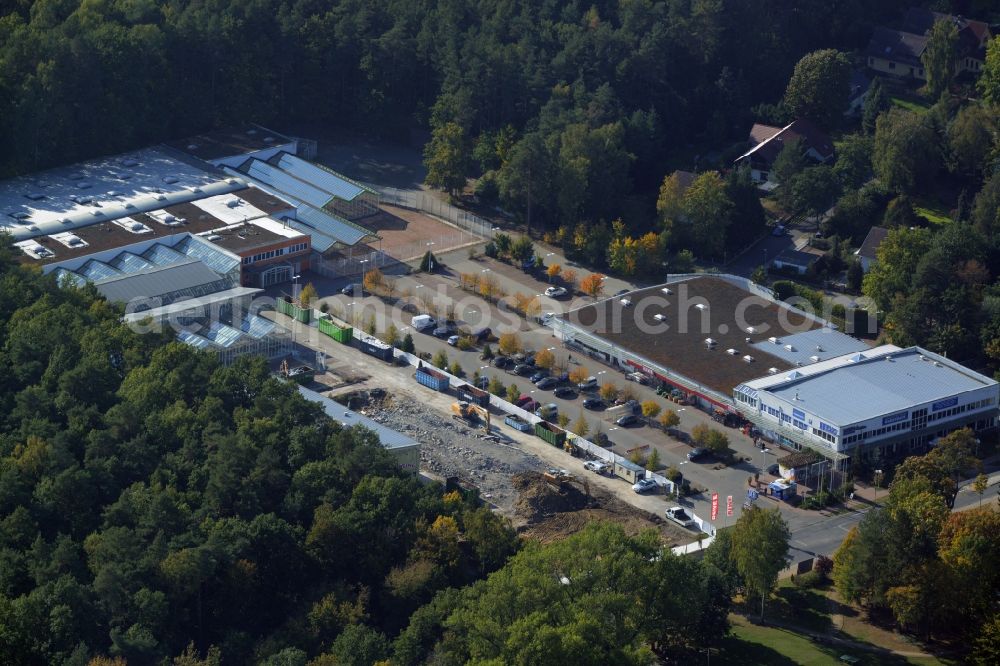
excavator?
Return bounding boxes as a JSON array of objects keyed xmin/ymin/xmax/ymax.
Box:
[
  {"xmin": 542, "ymin": 468, "xmax": 590, "ymax": 497},
  {"xmin": 451, "ymin": 401, "xmax": 491, "ymax": 433}
]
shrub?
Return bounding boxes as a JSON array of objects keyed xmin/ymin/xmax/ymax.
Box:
[
  {"xmin": 480, "ymin": 344, "xmax": 494, "ymax": 360},
  {"xmin": 456, "ymin": 337, "xmax": 474, "ymax": 351},
  {"xmin": 320, "ymin": 301, "xmax": 330, "ymax": 314},
  {"xmin": 449, "ymin": 361, "xmax": 464, "ymax": 377},
  {"xmin": 793, "ymin": 570, "xmax": 825, "ymax": 589},
  {"xmin": 400, "ymin": 333, "xmax": 415, "ymax": 354},
  {"xmin": 432, "ymin": 350, "xmax": 449, "ymax": 369},
  {"xmin": 484, "ymin": 241, "xmax": 498, "ymax": 258},
  {"xmin": 814, "ymin": 555, "xmax": 834, "ymax": 578},
  {"xmin": 665, "ymin": 465, "xmax": 681, "ymax": 482}
]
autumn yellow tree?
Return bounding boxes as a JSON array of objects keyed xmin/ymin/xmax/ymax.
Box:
[
  {"xmin": 561, "ymin": 268, "xmax": 578, "ymax": 288},
  {"xmin": 533, "ymin": 348, "xmax": 555, "ymax": 369},
  {"xmin": 659, "ymin": 409, "xmax": 680, "ymax": 430},
  {"xmin": 498, "ymin": 332, "xmax": 522, "ymax": 356},
  {"xmin": 546, "ymin": 263, "xmax": 562, "ymax": 282},
  {"xmin": 599, "ymin": 382, "xmax": 619, "ymax": 402},
  {"xmin": 568, "ymin": 367, "xmax": 590, "ymax": 384},
  {"xmin": 580, "ymin": 273, "xmax": 605, "ymax": 298},
  {"xmin": 363, "ymin": 268, "xmax": 384, "ymax": 293},
  {"xmin": 298, "ymin": 282, "xmax": 318, "ymax": 307}
]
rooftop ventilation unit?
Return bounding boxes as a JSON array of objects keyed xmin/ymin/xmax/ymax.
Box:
[
  {"xmin": 934, "ymin": 361, "xmax": 942, "ymax": 367},
  {"xmin": 815, "ymin": 345, "xmax": 823, "ymax": 352},
  {"xmin": 120, "ymin": 158, "xmax": 139, "ymax": 167},
  {"xmin": 695, "ymin": 303, "xmax": 707, "ymax": 310},
  {"xmin": 885, "ymin": 355, "xmax": 893, "ymax": 362},
  {"xmin": 661, "ymin": 287, "xmax": 673, "ymax": 295},
  {"xmin": 769, "ymin": 336, "xmax": 780, "ymax": 344},
  {"xmin": 620, "ymin": 298, "xmax": 631, "ymax": 306},
  {"xmin": 787, "ymin": 370, "xmax": 802, "ymax": 379},
  {"xmin": 106, "ymin": 191, "xmax": 121, "ymax": 197},
  {"xmin": 247, "ymin": 128, "xmax": 258, "ymax": 135},
  {"xmin": 118, "ymin": 173, "xmax": 132, "ymax": 180},
  {"xmin": 24, "ymin": 193, "xmax": 45, "ymax": 201},
  {"xmin": 189, "ymin": 187, "xmax": 202, "ymax": 194},
  {"xmin": 186, "ymin": 144, "xmax": 198, "ymax": 150},
  {"xmin": 809, "ymin": 355, "xmax": 820, "ymax": 362},
  {"xmin": 746, "ymin": 326, "xmax": 756, "ymax": 334},
  {"xmin": 743, "ymin": 355, "xmax": 754, "ymax": 363},
  {"xmin": 8, "ymin": 211, "xmax": 30, "ymax": 220},
  {"xmin": 76, "ymin": 182, "xmax": 91, "ymax": 189},
  {"xmin": 745, "ymin": 337, "xmax": 752, "ymax": 343},
  {"xmin": 726, "ymin": 348, "xmax": 738, "ymax": 355},
  {"xmin": 163, "ymin": 176, "xmax": 179, "ymax": 184},
  {"xmin": 205, "ymin": 234, "xmax": 222, "ymax": 241},
  {"xmin": 61, "ymin": 218, "xmax": 73, "ymax": 225},
  {"xmin": 227, "ymin": 178, "xmax": 238, "ymax": 185},
  {"xmin": 653, "ymin": 314, "xmax": 666, "ymax": 321},
  {"xmin": 263, "ymin": 136, "xmax": 275, "ymax": 143},
  {"xmin": 68, "ymin": 172, "xmax": 84, "ymax": 180},
  {"xmin": 768, "ymin": 367, "xmax": 778, "ymax": 374},
  {"xmin": 91, "ymin": 210, "xmax": 103, "ymax": 217},
  {"xmin": 155, "ymin": 194, "xmax": 166, "ymax": 201},
  {"xmin": 784, "ymin": 344, "xmax": 795, "ymax": 352},
  {"xmin": 705, "ymin": 337, "xmax": 716, "ymax": 346},
  {"xmin": 124, "ymin": 202, "xmax": 135, "ymax": 209}
]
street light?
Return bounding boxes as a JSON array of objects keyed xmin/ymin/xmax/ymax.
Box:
[
  {"xmin": 760, "ymin": 447, "xmax": 771, "ymax": 473},
  {"xmin": 292, "ymin": 274, "xmax": 301, "ymax": 301},
  {"xmin": 874, "ymin": 469, "xmax": 883, "ymax": 503}
]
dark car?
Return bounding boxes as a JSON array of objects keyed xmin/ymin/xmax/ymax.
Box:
[
  {"xmin": 621, "ymin": 399, "xmax": 641, "ymax": 414},
  {"xmin": 472, "ymin": 327, "xmax": 492, "ymax": 342},
  {"xmin": 554, "ymin": 386, "xmax": 577, "ymax": 399},
  {"xmin": 341, "ymin": 283, "xmax": 364, "ymax": 296},
  {"xmin": 529, "ymin": 370, "xmax": 549, "ymax": 383},
  {"xmin": 521, "ymin": 399, "xmax": 540, "ymax": 412},
  {"xmin": 583, "ymin": 397, "xmax": 606, "ymax": 410},
  {"xmin": 475, "ymin": 375, "xmax": 490, "ymax": 389},
  {"xmin": 535, "ymin": 377, "xmax": 559, "ymax": 390},
  {"xmin": 493, "ymin": 356, "xmax": 514, "ymax": 369},
  {"xmin": 766, "ymin": 463, "xmax": 780, "ymax": 475},
  {"xmin": 613, "ymin": 288, "xmax": 630, "ymax": 297},
  {"xmin": 687, "ymin": 447, "xmax": 711, "ymax": 461},
  {"xmin": 615, "ymin": 413, "xmax": 640, "ymax": 427},
  {"xmin": 513, "ymin": 363, "xmax": 535, "ymax": 376},
  {"xmin": 433, "ymin": 326, "xmax": 452, "ymax": 339}
]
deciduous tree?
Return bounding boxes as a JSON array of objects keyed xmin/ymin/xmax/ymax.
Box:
[
  {"xmin": 873, "ymin": 109, "xmax": 939, "ymax": 194},
  {"xmin": 424, "ymin": 122, "xmax": 470, "ymax": 195},
  {"xmin": 730, "ymin": 507, "xmax": 790, "ymax": 620},
  {"xmin": 922, "ymin": 19, "xmax": 960, "ymax": 98},
  {"xmin": 580, "ymin": 273, "xmax": 606, "ymax": 299},
  {"xmin": 782, "ymin": 49, "xmax": 851, "ymax": 127}
]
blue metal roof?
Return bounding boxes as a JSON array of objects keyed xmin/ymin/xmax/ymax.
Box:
[
  {"xmin": 243, "ymin": 159, "xmax": 333, "ymax": 209},
  {"xmin": 295, "ymin": 204, "xmax": 372, "ymax": 246},
  {"xmin": 240, "ymin": 314, "xmax": 276, "ymax": 339},
  {"xmin": 202, "ymin": 321, "xmax": 243, "ymax": 348},
  {"xmin": 142, "ymin": 243, "xmax": 187, "ymax": 266},
  {"xmin": 283, "ymin": 218, "xmax": 338, "ymax": 252},
  {"xmin": 275, "ymin": 153, "xmax": 368, "ymax": 202},
  {"xmin": 763, "ymin": 347, "xmax": 998, "ymax": 426},
  {"xmin": 751, "ymin": 329, "xmax": 869, "ymax": 367},
  {"xmin": 173, "ymin": 236, "xmax": 240, "ymax": 274},
  {"xmin": 78, "ymin": 260, "xmax": 122, "ymax": 281},
  {"xmin": 108, "ymin": 251, "xmax": 155, "ymax": 274},
  {"xmin": 178, "ymin": 330, "xmax": 218, "ymax": 350}
]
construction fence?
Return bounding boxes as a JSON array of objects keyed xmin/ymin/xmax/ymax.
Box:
[{"xmin": 377, "ymin": 186, "xmax": 498, "ymax": 239}]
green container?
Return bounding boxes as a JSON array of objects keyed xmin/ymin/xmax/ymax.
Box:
[
  {"xmin": 318, "ymin": 316, "xmax": 353, "ymax": 344},
  {"xmin": 277, "ymin": 297, "xmax": 294, "ymax": 317},
  {"xmin": 534, "ymin": 421, "xmax": 567, "ymax": 447},
  {"xmin": 278, "ymin": 296, "xmax": 312, "ymax": 323}
]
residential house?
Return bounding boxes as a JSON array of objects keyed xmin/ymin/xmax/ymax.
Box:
[
  {"xmin": 866, "ymin": 8, "xmax": 991, "ymax": 82},
  {"xmin": 855, "ymin": 226, "xmax": 888, "ymax": 273},
  {"xmin": 771, "ymin": 248, "xmax": 820, "ymax": 275},
  {"xmin": 846, "ymin": 69, "xmax": 873, "ymax": 116},
  {"xmin": 733, "ymin": 119, "xmax": 835, "ymax": 186}
]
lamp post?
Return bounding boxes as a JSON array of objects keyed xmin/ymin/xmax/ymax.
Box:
[
  {"xmin": 760, "ymin": 447, "xmax": 771, "ymax": 473},
  {"xmin": 292, "ymin": 273, "xmax": 301, "ymax": 301},
  {"xmin": 874, "ymin": 469, "xmax": 883, "ymax": 503}
]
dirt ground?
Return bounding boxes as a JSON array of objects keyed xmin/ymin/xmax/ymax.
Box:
[
  {"xmin": 511, "ymin": 471, "xmax": 696, "ymax": 546},
  {"xmin": 366, "ymin": 204, "xmax": 481, "ymax": 261}
]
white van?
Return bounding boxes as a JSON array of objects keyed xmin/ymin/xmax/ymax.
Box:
[{"xmin": 411, "ymin": 314, "xmax": 436, "ymax": 332}]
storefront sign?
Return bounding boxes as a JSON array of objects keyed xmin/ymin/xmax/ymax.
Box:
[
  {"xmin": 819, "ymin": 422, "xmax": 838, "ymax": 436},
  {"xmin": 711, "ymin": 493, "xmax": 719, "ymax": 521},
  {"xmin": 726, "ymin": 495, "xmax": 733, "ymax": 517},
  {"xmin": 882, "ymin": 411, "xmax": 909, "ymax": 426},
  {"xmin": 792, "ymin": 408, "xmax": 805, "ymax": 421},
  {"xmin": 932, "ymin": 397, "xmax": 958, "ymax": 412}
]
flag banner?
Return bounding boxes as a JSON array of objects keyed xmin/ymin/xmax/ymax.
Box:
[
  {"xmin": 727, "ymin": 495, "xmax": 733, "ymax": 516},
  {"xmin": 711, "ymin": 493, "xmax": 719, "ymax": 521}
]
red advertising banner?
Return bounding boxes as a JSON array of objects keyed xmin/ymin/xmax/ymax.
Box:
[
  {"xmin": 727, "ymin": 495, "xmax": 734, "ymax": 517},
  {"xmin": 711, "ymin": 493, "xmax": 719, "ymax": 521}
]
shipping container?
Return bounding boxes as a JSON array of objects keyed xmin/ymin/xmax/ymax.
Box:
[
  {"xmin": 415, "ymin": 366, "xmax": 450, "ymax": 392},
  {"xmin": 278, "ymin": 296, "xmax": 311, "ymax": 323},
  {"xmin": 456, "ymin": 383, "xmax": 490, "ymax": 407},
  {"xmin": 504, "ymin": 415, "xmax": 532, "ymax": 432},
  {"xmin": 534, "ymin": 421, "xmax": 567, "ymax": 447},
  {"xmin": 318, "ymin": 315, "xmax": 353, "ymax": 344},
  {"xmin": 357, "ymin": 338, "xmax": 394, "ymax": 361},
  {"xmin": 614, "ymin": 459, "xmax": 645, "ymax": 484}
]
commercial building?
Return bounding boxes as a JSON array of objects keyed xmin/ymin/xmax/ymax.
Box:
[
  {"xmin": 554, "ymin": 274, "xmax": 869, "ymax": 413},
  {"xmin": 734, "ymin": 346, "xmax": 999, "ymax": 466}
]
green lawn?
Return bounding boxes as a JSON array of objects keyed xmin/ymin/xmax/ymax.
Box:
[
  {"xmin": 890, "ymin": 96, "xmax": 931, "ymax": 115},
  {"xmin": 716, "ymin": 616, "xmax": 948, "ymax": 666},
  {"xmin": 913, "ymin": 203, "xmax": 951, "ymax": 226}
]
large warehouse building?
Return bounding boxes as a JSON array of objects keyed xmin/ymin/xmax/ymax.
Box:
[{"xmin": 555, "ymin": 274, "xmax": 999, "ymax": 465}]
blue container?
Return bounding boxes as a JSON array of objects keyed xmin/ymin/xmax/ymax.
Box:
[{"xmin": 415, "ymin": 367, "xmax": 450, "ymax": 392}]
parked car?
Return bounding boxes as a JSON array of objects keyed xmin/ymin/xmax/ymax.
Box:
[
  {"xmin": 583, "ymin": 397, "xmax": 606, "ymax": 410},
  {"xmin": 472, "ymin": 327, "xmax": 492, "ymax": 342},
  {"xmin": 341, "ymin": 283, "xmax": 364, "ymax": 296},
  {"xmin": 521, "ymin": 399, "xmax": 540, "ymax": 412},
  {"xmin": 447, "ymin": 335, "xmax": 460, "ymax": 346},
  {"xmin": 536, "ymin": 403, "xmax": 558, "ymax": 419},
  {"xmin": 626, "ymin": 372, "xmax": 649, "ymax": 385},
  {"xmin": 474, "ymin": 375, "xmax": 490, "ymax": 389},
  {"xmin": 583, "ymin": 460, "xmax": 611, "ymax": 475},
  {"xmin": 515, "ymin": 394, "xmax": 535, "ymax": 407},
  {"xmin": 544, "ymin": 286, "xmax": 568, "ymax": 298},
  {"xmin": 620, "ymin": 399, "xmax": 641, "ymax": 414},
  {"xmin": 529, "ymin": 370, "xmax": 549, "ymax": 383},
  {"xmin": 433, "ymin": 326, "xmax": 452, "ymax": 339},
  {"xmin": 665, "ymin": 506, "xmax": 696, "ymax": 529},
  {"xmin": 493, "ymin": 356, "xmax": 514, "ymax": 369},
  {"xmin": 632, "ymin": 478, "xmax": 658, "ymax": 494},
  {"xmin": 537, "ymin": 312, "xmax": 556, "ymax": 326},
  {"xmin": 513, "ymin": 363, "xmax": 535, "ymax": 376},
  {"xmin": 577, "ymin": 376, "xmax": 598, "ymax": 391},
  {"xmin": 411, "ymin": 314, "xmax": 436, "ymax": 332},
  {"xmin": 613, "ymin": 288, "xmax": 630, "ymax": 297},
  {"xmin": 616, "ymin": 413, "xmax": 640, "ymax": 427},
  {"xmin": 766, "ymin": 463, "xmax": 780, "ymax": 476},
  {"xmin": 535, "ymin": 377, "xmax": 559, "ymax": 390},
  {"xmin": 554, "ymin": 386, "xmax": 577, "ymax": 399},
  {"xmin": 687, "ymin": 447, "xmax": 711, "ymax": 461}
]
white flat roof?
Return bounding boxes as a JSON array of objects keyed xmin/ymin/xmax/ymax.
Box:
[
  {"xmin": 187, "ymin": 192, "xmax": 268, "ymax": 225},
  {"xmin": 742, "ymin": 346, "xmax": 998, "ymax": 425},
  {"xmin": 0, "ymin": 147, "xmax": 243, "ymax": 241}
]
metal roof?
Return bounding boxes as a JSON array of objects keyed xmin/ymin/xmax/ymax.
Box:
[
  {"xmin": 748, "ymin": 346, "xmax": 998, "ymax": 426},
  {"xmin": 122, "ymin": 286, "xmax": 264, "ymax": 323},
  {"xmin": 108, "ymin": 251, "xmax": 155, "ymax": 274},
  {"xmin": 295, "ymin": 204, "xmax": 372, "ymax": 246},
  {"xmin": 142, "ymin": 243, "xmax": 188, "ymax": 266},
  {"xmin": 283, "ymin": 218, "xmax": 339, "ymax": 252},
  {"xmin": 78, "ymin": 259, "xmax": 122, "ymax": 281},
  {"xmin": 751, "ymin": 329, "xmax": 869, "ymax": 367},
  {"xmin": 241, "ymin": 159, "xmax": 333, "ymax": 209},
  {"xmin": 275, "ymin": 153, "xmax": 368, "ymax": 201},
  {"xmin": 297, "ymin": 385, "xmax": 419, "ymax": 451},
  {"xmin": 94, "ymin": 260, "xmax": 225, "ymax": 304}
]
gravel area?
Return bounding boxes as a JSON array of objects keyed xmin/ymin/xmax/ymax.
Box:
[{"xmin": 365, "ymin": 398, "xmax": 543, "ymax": 512}]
